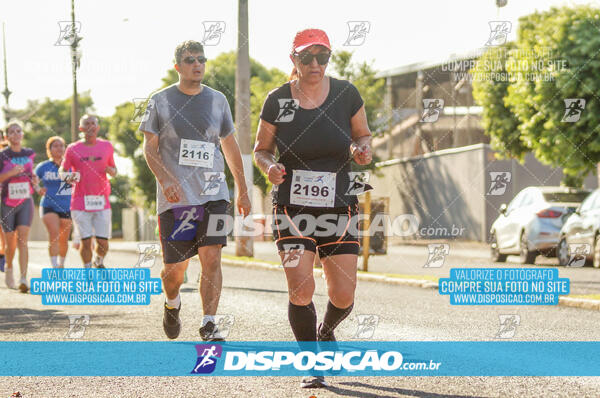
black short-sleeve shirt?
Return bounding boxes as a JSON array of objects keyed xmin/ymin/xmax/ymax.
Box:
[{"xmin": 260, "ymin": 77, "xmax": 364, "ymax": 208}]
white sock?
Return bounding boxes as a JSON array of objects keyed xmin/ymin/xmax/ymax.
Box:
[
  {"xmin": 51, "ymin": 256, "xmax": 58, "ymax": 268},
  {"xmin": 165, "ymin": 294, "xmax": 181, "ymax": 309},
  {"xmin": 94, "ymin": 256, "xmax": 104, "ymax": 265},
  {"xmin": 84, "ymin": 262, "xmax": 92, "ymax": 269},
  {"xmin": 202, "ymin": 315, "xmax": 215, "ymax": 327},
  {"xmin": 58, "ymin": 256, "xmax": 65, "ymax": 267}
]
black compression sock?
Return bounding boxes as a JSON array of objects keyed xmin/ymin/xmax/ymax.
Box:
[
  {"xmin": 322, "ymin": 300, "xmax": 354, "ymax": 335},
  {"xmin": 288, "ymin": 301, "xmax": 317, "ymax": 341}
]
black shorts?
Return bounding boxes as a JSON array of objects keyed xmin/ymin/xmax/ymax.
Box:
[
  {"xmin": 158, "ymin": 200, "xmax": 229, "ymax": 264},
  {"xmin": 272, "ymin": 203, "xmax": 360, "ymax": 258},
  {"xmin": 42, "ymin": 207, "xmax": 71, "ymax": 219},
  {"xmin": 0, "ymin": 198, "xmax": 34, "ymax": 232}
]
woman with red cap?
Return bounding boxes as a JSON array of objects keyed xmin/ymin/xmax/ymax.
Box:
[{"xmin": 254, "ymin": 28, "xmax": 372, "ymax": 388}]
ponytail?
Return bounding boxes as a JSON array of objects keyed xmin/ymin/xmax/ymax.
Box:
[{"xmin": 289, "ymin": 67, "xmax": 298, "ymax": 81}]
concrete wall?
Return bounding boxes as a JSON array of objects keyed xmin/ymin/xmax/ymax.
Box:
[
  {"xmin": 122, "ymin": 208, "xmax": 158, "ymax": 241},
  {"xmin": 371, "ymin": 144, "xmax": 598, "ymax": 242}
]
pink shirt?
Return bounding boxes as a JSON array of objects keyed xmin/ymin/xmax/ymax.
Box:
[{"xmin": 62, "ymin": 139, "xmax": 115, "ymax": 212}]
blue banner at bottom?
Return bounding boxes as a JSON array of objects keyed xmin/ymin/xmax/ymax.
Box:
[{"xmin": 1, "ymin": 341, "xmax": 600, "ymax": 376}]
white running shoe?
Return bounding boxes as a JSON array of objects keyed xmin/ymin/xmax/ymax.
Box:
[
  {"xmin": 18, "ymin": 277, "xmax": 29, "ymax": 293},
  {"xmin": 4, "ymin": 268, "xmax": 15, "ymax": 289}
]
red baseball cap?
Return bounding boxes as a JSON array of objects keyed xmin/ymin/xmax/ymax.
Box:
[{"xmin": 292, "ymin": 28, "xmax": 331, "ymax": 53}]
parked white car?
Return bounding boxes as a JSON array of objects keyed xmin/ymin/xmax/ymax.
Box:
[{"xmin": 490, "ymin": 186, "xmax": 590, "ymax": 264}]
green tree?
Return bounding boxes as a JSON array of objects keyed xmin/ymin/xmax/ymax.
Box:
[
  {"xmin": 13, "ymin": 93, "xmax": 94, "ymax": 157},
  {"xmin": 504, "ymin": 6, "xmax": 600, "ymax": 186},
  {"xmin": 471, "ymin": 42, "xmax": 527, "ymax": 159},
  {"xmin": 107, "ymin": 101, "xmax": 157, "ymax": 208},
  {"xmin": 330, "ymin": 50, "xmax": 385, "ymax": 134}
]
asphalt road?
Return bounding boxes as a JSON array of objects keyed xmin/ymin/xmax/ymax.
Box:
[
  {"xmin": 226, "ymin": 240, "xmax": 600, "ymax": 296},
  {"xmin": 2, "ymin": 246, "xmax": 600, "ymax": 397}
]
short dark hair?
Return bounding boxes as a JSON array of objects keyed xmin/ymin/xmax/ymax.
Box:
[{"xmin": 174, "ymin": 40, "xmax": 205, "ymax": 65}]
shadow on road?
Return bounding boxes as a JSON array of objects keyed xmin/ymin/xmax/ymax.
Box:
[
  {"xmin": 330, "ymin": 381, "xmax": 488, "ymax": 398},
  {"xmin": 0, "ymin": 308, "xmax": 114, "ymax": 335},
  {"xmin": 0, "ymin": 308, "xmax": 66, "ymax": 333}
]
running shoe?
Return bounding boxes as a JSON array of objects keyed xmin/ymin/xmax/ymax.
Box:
[
  {"xmin": 163, "ymin": 303, "xmax": 182, "ymax": 339},
  {"xmin": 93, "ymin": 258, "xmax": 106, "ymax": 269},
  {"xmin": 317, "ymin": 322, "xmax": 336, "ymax": 342},
  {"xmin": 18, "ymin": 277, "xmax": 29, "ymax": 293},
  {"xmin": 300, "ymin": 375, "xmax": 329, "ymax": 388},
  {"xmin": 4, "ymin": 267, "xmax": 15, "ymax": 289},
  {"xmin": 199, "ymin": 321, "xmax": 225, "ymax": 342}
]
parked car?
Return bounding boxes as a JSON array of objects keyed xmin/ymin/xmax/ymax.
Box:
[
  {"xmin": 558, "ymin": 189, "xmax": 600, "ymax": 267},
  {"xmin": 490, "ymin": 186, "xmax": 590, "ymax": 264}
]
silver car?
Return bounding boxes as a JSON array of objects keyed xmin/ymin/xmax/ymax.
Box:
[
  {"xmin": 558, "ymin": 189, "xmax": 600, "ymax": 267},
  {"xmin": 490, "ymin": 186, "xmax": 590, "ymax": 264}
]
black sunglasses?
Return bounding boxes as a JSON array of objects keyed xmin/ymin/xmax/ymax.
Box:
[
  {"xmin": 294, "ymin": 51, "xmax": 331, "ymax": 65},
  {"xmin": 183, "ymin": 55, "xmax": 207, "ymax": 64}
]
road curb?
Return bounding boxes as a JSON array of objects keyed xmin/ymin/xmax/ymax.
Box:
[
  {"xmin": 558, "ymin": 297, "xmax": 600, "ymax": 310},
  {"xmin": 30, "ymin": 241, "xmax": 600, "ymax": 310},
  {"xmin": 221, "ymin": 258, "xmax": 600, "ymax": 310},
  {"xmin": 220, "ymin": 257, "xmax": 439, "ymax": 289}
]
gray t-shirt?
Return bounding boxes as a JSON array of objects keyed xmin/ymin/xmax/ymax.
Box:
[{"xmin": 139, "ymin": 84, "xmax": 235, "ymax": 215}]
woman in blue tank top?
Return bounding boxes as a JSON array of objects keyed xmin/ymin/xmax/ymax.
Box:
[{"xmin": 34, "ymin": 136, "xmax": 73, "ymax": 268}]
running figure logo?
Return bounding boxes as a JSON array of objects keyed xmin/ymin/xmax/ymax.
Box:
[
  {"xmin": 485, "ymin": 21, "xmax": 511, "ymax": 46},
  {"xmin": 66, "ymin": 314, "xmax": 90, "ymax": 339},
  {"xmin": 561, "ymin": 99, "xmax": 586, "ymax": 122},
  {"xmin": 209, "ymin": 315, "xmax": 235, "ymax": 339},
  {"xmin": 275, "ymin": 99, "xmax": 299, "ymax": 123},
  {"xmin": 56, "ymin": 180, "xmax": 73, "ymax": 196},
  {"xmin": 131, "ymin": 97, "xmax": 153, "ymax": 123},
  {"xmin": 487, "ymin": 172, "xmax": 511, "ymax": 196},
  {"xmin": 169, "ymin": 206, "xmax": 203, "ymax": 241},
  {"xmin": 424, "ymin": 244, "xmax": 450, "ymax": 268},
  {"xmin": 420, "ymin": 99, "xmax": 444, "ymax": 123},
  {"xmin": 352, "ymin": 314, "xmax": 379, "ymax": 339},
  {"xmin": 344, "ymin": 21, "xmax": 371, "ymax": 46},
  {"xmin": 282, "ymin": 243, "xmax": 305, "ymax": 268},
  {"xmin": 135, "ymin": 243, "xmax": 161, "ymax": 268},
  {"xmin": 55, "ymin": 21, "xmax": 82, "ymax": 46},
  {"xmin": 191, "ymin": 344, "xmax": 223, "ymax": 374},
  {"xmin": 567, "ymin": 244, "xmax": 590, "ymax": 268},
  {"xmin": 345, "ymin": 172, "xmax": 373, "ymax": 195},
  {"xmin": 495, "ymin": 314, "xmax": 520, "ymax": 339},
  {"xmin": 201, "ymin": 21, "xmax": 226, "ymax": 46},
  {"xmin": 201, "ymin": 172, "xmax": 226, "ymax": 196}
]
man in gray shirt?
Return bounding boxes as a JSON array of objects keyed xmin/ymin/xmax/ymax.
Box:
[{"xmin": 140, "ymin": 40, "xmax": 251, "ymax": 341}]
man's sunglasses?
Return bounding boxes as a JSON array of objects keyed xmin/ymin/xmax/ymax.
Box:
[
  {"xmin": 183, "ymin": 55, "xmax": 207, "ymax": 64},
  {"xmin": 294, "ymin": 51, "xmax": 331, "ymax": 65}
]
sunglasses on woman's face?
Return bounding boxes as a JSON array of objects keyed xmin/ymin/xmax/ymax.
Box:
[
  {"xmin": 183, "ymin": 55, "xmax": 207, "ymax": 64},
  {"xmin": 295, "ymin": 51, "xmax": 331, "ymax": 65}
]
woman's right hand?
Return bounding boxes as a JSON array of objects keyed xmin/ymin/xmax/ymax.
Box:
[{"xmin": 267, "ymin": 163, "xmax": 286, "ymax": 185}]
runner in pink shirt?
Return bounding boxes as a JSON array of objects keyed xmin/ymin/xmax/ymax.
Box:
[{"xmin": 61, "ymin": 114, "xmax": 117, "ymax": 268}]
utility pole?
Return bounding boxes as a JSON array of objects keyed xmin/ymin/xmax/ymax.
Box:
[
  {"xmin": 70, "ymin": 0, "xmax": 81, "ymax": 142},
  {"xmin": 235, "ymin": 0, "xmax": 253, "ymax": 257},
  {"xmin": 384, "ymin": 76, "xmax": 393, "ymax": 159},
  {"xmin": 2, "ymin": 22, "xmax": 11, "ymax": 124},
  {"xmin": 413, "ymin": 71, "xmax": 424, "ymax": 156}
]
